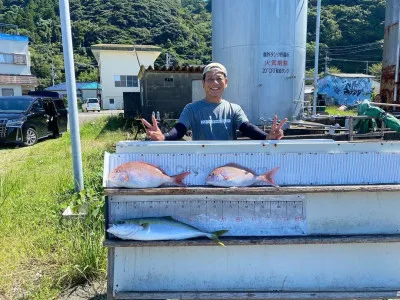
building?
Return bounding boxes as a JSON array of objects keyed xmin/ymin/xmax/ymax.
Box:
[
  {"xmin": 0, "ymin": 24, "xmax": 38, "ymax": 96},
  {"xmin": 45, "ymin": 81, "xmax": 101, "ymax": 103},
  {"xmin": 91, "ymin": 44, "xmax": 162, "ymax": 110},
  {"xmin": 127, "ymin": 65, "xmax": 205, "ymax": 119},
  {"xmin": 318, "ymin": 73, "xmax": 376, "ymax": 106}
]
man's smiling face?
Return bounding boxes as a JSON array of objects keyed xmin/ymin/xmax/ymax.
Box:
[{"xmin": 202, "ymin": 68, "xmax": 228, "ymax": 103}]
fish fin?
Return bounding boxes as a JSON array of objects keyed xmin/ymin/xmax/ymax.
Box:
[
  {"xmin": 222, "ymin": 163, "xmax": 255, "ymax": 174},
  {"xmin": 259, "ymin": 166, "xmax": 280, "ymax": 187},
  {"xmin": 171, "ymin": 171, "xmax": 191, "ymax": 187},
  {"xmin": 140, "ymin": 222, "xmax": 150, "ymax": 230},
  {"xmin": 161, "ymin": 216, "xmax": 176, "ymax": 221},
  {"xmin": 210, "ymin": 230, "xmax": 229, "ymax": 247},
  {"xmin": 139, "ymin": 161, "xmax": 169, "ymax": 175}
]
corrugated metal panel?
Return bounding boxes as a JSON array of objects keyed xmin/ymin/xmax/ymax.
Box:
[
  {"xmin": 212, "ymin": 0, "xmax": 307, "ymax": 123},
  {"xmin": 104, "ymin": 140, "xmax": 400, "ymax": 187}
]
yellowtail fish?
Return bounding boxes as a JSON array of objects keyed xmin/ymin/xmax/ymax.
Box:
[
  {"xmin": 206, "ymin": 163, "xmax": 280, "ymax": 187},
  {"xmin": 107, "ymin": 217, "xmax": 229, "ymax": 246},
  {"xmin": 108, "ymin": 161, "xmax": 190, "ymax": 188}
]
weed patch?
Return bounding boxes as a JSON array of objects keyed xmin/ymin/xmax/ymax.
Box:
[{"xmin": 0, "ymin": 115, "xmax": 128, "ymax": 299}]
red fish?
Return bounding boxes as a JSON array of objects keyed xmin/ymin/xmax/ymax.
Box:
[
  {"xmin": 206, "ymin": 163, "xmax": 280, "ymax": 187},
  {"xmin": 108, "ymin": 161, "xmax": 190, "ymax": 188}
]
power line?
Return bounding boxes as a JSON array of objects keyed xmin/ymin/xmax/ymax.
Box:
[
  {"xmin": 328, "ymin": 46, "xmax": 383, "ymax": 56},
  {"xmin": 324, "ymin": 41, "xmax": 382, "ymax": 50},
  {"xmin": 330, "ymin": 58, "xmax": 381, "ymax": 63}
]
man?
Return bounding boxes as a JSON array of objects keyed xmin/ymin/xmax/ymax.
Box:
[{"xmin": 142, "ymin": 62, "xmax": 287, "ymax": 141}]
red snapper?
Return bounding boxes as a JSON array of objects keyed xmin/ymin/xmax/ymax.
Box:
[
  {"xmin": 206, "ymin": 163, "xmax": 280, "ymax": 187},
  {"xmin": 108, "ymin": 161, "xmax": 190, "ymax": 188}
]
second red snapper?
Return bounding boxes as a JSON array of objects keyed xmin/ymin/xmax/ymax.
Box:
[
  {"xmin": 108, "ymin": 161, "xmax": 190, "ymax": 188},
  {"xmin": 206, "ymin": 163, "xmax": 280, "ymax": 187}
]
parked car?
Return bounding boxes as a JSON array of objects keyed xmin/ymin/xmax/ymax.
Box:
[
  {"xmin": 0, "ymin": 91, "xmax": 68, "ymax": 146},
  {"xmin": 82, "ymin": 98, "xmax": 101, "ymax": 112}
]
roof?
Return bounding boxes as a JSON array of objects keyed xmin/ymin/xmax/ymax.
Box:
[
  {"xmin": 138, "ymin": 65, "xmax": 204, "ymax": 79},
  {"xmin": 91, "ymin": 44, "xmax": 162, "ymax": 52},
  {"xmin": 45, "ymin": 82, "xmax": 101, "ymax": 91},
  {"xmin": 0, "ymin": 33, "xmax": 28, "ymax": 42},
  {"xmin": 329, "ymin": 73, "xmax": 375, "ymax": 79},
  {"xmin": 146, "ymin": 65, "xmax": 203, "ymax": 72},
  {"xmin": 0, "ymin": 74, "xmax": 38, "ymax": 85}
]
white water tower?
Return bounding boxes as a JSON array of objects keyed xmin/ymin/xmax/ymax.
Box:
[{"xmin": 212, "ymin": 0, "xmax": 308, "ymax": 123}]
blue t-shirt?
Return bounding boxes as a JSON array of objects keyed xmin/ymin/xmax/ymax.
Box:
[{"xmin": 178, "ymin": 99, "xmax": 249, "ymax": 140}]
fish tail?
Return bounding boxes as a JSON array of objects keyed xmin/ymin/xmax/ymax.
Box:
[
  {"xmin": 209, "ymin": 230, "xmax": 229, "ymax": 247},
  {"xmin": 260, "ymin": 166, "xmax": 280, "ymax": 187},
  {"xmin": 171, "ymin": 171, "xmax": 191, "ymax": 187}
]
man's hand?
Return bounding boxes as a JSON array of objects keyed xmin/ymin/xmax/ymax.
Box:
[
  {"xmin": 266, "ymin": 115, "xmax": 287, "ymax": 140},
  {"xmin": 141, "ymin": 115, "xmax": 165, "ymax": 141}
]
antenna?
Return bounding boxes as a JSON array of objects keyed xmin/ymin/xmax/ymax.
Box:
[{"xmin": 132, "ymin": 45, "xmax": 141, "ymax": 68}]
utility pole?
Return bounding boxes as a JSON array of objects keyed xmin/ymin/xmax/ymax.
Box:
[
  {"xmin": 59, "ymin": 0, "xmax": 84, "ymax": 192},
  {"xmin": 51, "ymin": 62, "xmax": 56, "ymax": 86},
  {"xmin": 324, "ymin": 52, "xmax": 329, "ymax": 74},
  {"xmin": 313, "ymin": 0, "xmax": 322, "ymax": 115},
  {"xmin": 166, "ymin": 52, "xmax": 171, "ymax": 68}
]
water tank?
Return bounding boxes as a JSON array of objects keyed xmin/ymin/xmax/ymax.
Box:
[
  {"xmin": 212, "ymin": 0, "xmax": 308, "ymax": 124},
  {"xmin": 380, "ymin": 0, "xmax": 400, "ymax": 105}
]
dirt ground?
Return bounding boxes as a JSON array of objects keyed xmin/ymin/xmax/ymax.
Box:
[{"xmin": 56, "ymin": 278, "xmax": 107, "ymax": 300}]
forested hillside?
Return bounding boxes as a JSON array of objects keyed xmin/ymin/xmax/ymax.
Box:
[{"xmin": 0, "ymin": 0, "xmax": 386, "ymax": 88}]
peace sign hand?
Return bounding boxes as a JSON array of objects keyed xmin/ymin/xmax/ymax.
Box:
[
  {"xmin": 141, "ymin": 115, "xmax": 165, "ymax": 141},
  {"xmin": 266, "ymin": 115, "xmax": 287, "ymax": 140}
]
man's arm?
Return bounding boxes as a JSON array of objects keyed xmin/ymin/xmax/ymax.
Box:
[
  {"xmin": 239, "ymin": 122, "xmax": 268, "ymax": 139},
  {"xmin": 163, "ymin": 123, "xmax": 187, "ymax": 140},
  {"xmin": 142, "ymin": 115, "xmax": 188, "ymax": 141},
  {"xmin": 239, "ymin": 115, "xmax": 287, "ymax": 140}
]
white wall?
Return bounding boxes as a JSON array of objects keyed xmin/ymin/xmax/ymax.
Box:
[
  {"xmin": 0, "ymin": 85, "xmax": 22, "ymax": 96},
  {"xmin": 99, "ymin": 50, "xmax": 160, "ymax": 110},
  {"xmin": 0, "ymin": 39, "xmax": 31, "ymax": 75},
  {"xmin": 192, "ymin": 79, "xmax": 206, "ymax": 102}
]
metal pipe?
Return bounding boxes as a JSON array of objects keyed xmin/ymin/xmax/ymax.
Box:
[
  {"xmin": 394, "ymin": 3, "xmax": 400, "ymax": 102},
  {"xmin": 312, "ymin": 0, "xmax": 322, "ymax": 115},
  {"xmin": 59, "ymin": 0, "xmax": 84, "ymax": 191}
]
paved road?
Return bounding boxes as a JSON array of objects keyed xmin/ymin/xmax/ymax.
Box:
[{"xmin": 68, "ymin": 109, "xmax": 124, "ymax": 128}]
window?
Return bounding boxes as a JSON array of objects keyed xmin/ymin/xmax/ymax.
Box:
[
  {"xmin": 1, "ymin": 88, "xmax": 14, "ymax": 96},
  {"xmin": 164, "ymin": 77, "xmax": 174, "ymax": 87},
  {"xmin": 14, "ymin": 54, "xmax": 27, "ymax": 65},
  {"xmin": 31, "ymin": 100, "xmax": 44, "ymax": 112},
  {"xmin": 0, "ymin": 53, "xmax": 27, "ymax": 65},
  {"xmin": 114, "ymin": 75, "xmax": 138, "ymax": 87},
  {"xmin": 0, "ymin": 53, "xmax": 13, "ymax": 64},
  {"xmin": 109, "ymin": 98, "xmax": 115, "ymax": 104}
]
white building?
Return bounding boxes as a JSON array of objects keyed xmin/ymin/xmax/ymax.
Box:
[
  {"xmin": 0, "ymin": 27, "xmax": 38, "ymax": 96},
  {"xmin": 91, "ymin": 44, "xmax": 162, "ymax": 110}
]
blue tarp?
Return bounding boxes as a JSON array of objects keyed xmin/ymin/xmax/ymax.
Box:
[
  {"xmin": 45, "ymin": 82, "xmax": 101, "ymax": 91},
  {"xmin": 318, "ymin": 75, "xmax": 372, "ymax": 106},
  {"xmin": 0, "ymin": 33, "xmax": 28, "ymax": 42}
]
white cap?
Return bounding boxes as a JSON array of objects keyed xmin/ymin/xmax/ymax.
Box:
[{"xmin": 202, "ymin": 62, "xmax": 227, "ymax": 77}]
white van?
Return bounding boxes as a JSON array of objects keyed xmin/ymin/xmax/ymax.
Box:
[{"xmin": 82, "ymin": 98, "xmax": 101, "ymax": 112}]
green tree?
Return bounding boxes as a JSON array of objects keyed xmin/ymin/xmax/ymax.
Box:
[{"xmin": 369, "ymin": 63, "xmax": 382, "ymax": 80}]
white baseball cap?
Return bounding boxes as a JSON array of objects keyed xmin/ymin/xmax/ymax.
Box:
[{"xmin": 202, "ymin": 62, "xmax": 227, "ymax": 77}]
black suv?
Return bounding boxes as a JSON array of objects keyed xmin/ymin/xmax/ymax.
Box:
[{"xmin": 0, "ymin": 91, "xmax": 68, "ymax": 146}]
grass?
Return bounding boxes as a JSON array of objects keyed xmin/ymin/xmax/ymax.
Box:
[
  {"xmin": 325, "ymin": 105, "xmax": 358, "ymax": 116},
  {"xmin": 0, "ymin": 115, "xmax": 143, "ymax": 299}
]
